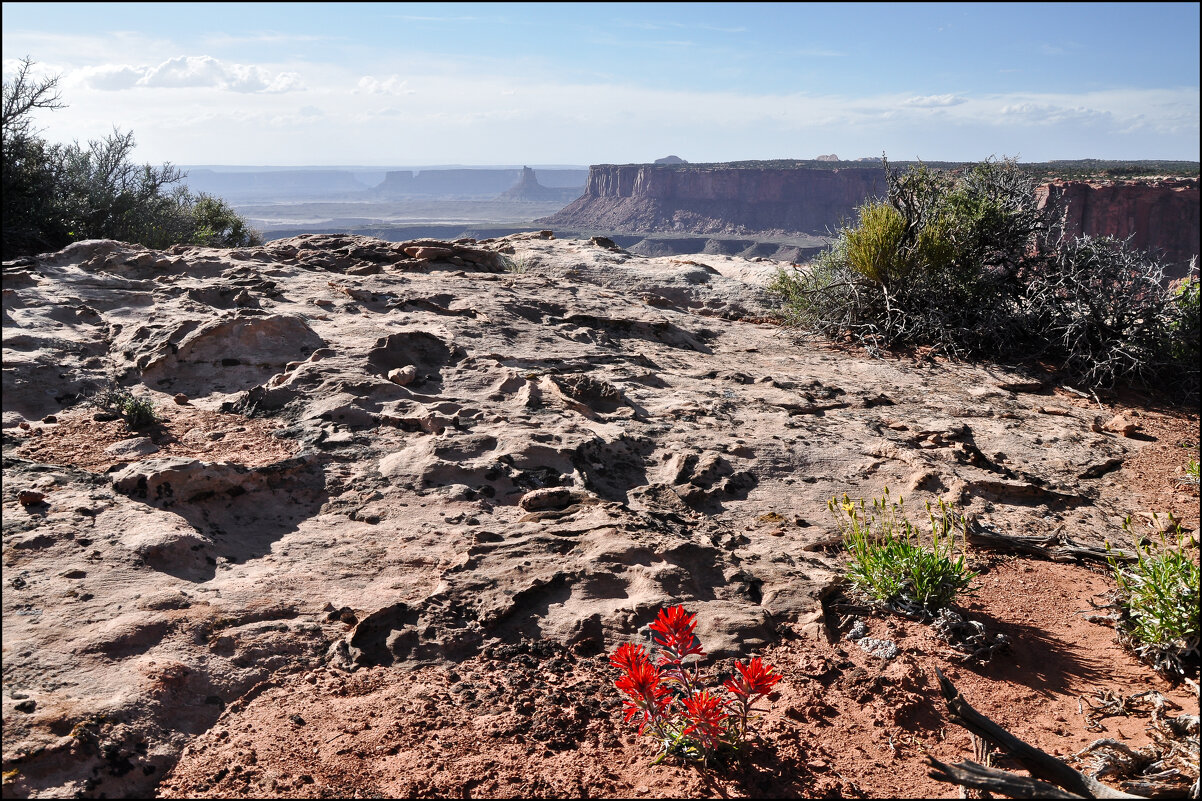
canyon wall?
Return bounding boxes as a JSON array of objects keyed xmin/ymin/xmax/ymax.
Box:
[
  {"xmin": 540, "ymin": 164, "xmax": 887, "ymax": 236},
  {"xmin": 1037, "ymin": 177, "xmax": 1199, "ymax": 277},
  {"xmin": 541, "ymin": 164, "xmax": 1200, "ymax": 276}
]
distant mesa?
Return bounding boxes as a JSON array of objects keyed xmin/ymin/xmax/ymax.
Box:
[
  {"xmin": 498, "ymin": 166, "xmax": 586, "ymax": 203},
  {"xmin": 814, "ymin": 154, "xmax": 839, "ymax": 162},
  {"xmin": 373, "ymin": 167, "xmax": 586, "ymax": 199},
  {"xmin": 654, "ymin": 155, "xmax": 688, "ymax": 165}
]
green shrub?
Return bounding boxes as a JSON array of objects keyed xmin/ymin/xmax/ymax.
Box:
[
  {"xmin": 96, "ymin": 388, "xmax": 158, "ymax": 428},
  {"xmin": 1107, "ymin": 516, "xmax": 1200, "ymax": 678},
  {"xmin": 830, "ymin": 489, "xmax": 977, "ymax": 615},
  {"xmin": 769, "ymin": 155, "xmax": 1197, "ymax": 398},
  {"xmin": 844, "ymin": 202, "xmax": 908, "ymax": 285},
  {"xmin": 188, "ymin": 193, "xmax": 262, "ymax": 248},
  {"xmin": 3, "ymin": 57, "xmax": 260, "ymax": 258}
]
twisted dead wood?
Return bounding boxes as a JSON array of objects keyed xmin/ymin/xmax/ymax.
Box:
[{"xmin": 931, "ymin": 667, "xmax": 1144, "ymax": 799}]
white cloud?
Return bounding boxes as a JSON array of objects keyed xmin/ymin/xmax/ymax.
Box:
[
  {"xmin": 354, "ymin": 75, "xmax": 415, "ymax": 95},
  {"xmin": 903, "ymin": 94, "xmax": 967, "ymax": 107},
  {"xmin": 69, "ymin": 56, "xmax": 305, "ymax": 93},
  {"xmin": 76, "ymin": 64, "xmax": 144, "ymax": 90},
  {"xmin": 998, "ymin": 101, "xmax": 1112, "ymax": 127},
  {"xmin": 137, "ymin": 55, "xmax": 304, "ymax": 93}
]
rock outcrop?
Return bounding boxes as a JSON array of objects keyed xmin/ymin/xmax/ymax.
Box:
[
  {"xmin": 1037, "ymin": 176, "xmax": 1200, "ymax": 278},
  {"xmin": 539, "ymin": 163, "xmax": 887, "ymax": 236},
  {"xmin": 498, "ymin": 166, "xmax": 583, "ymax": 202},
  {"xmin": 2, "ymin": 233, "xmax": 1193, "ymax": 797}
]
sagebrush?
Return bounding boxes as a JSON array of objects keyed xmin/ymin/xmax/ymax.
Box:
[{"xmin": 769, "ymin": 156, "xmax": 1200, "ymax": 398}]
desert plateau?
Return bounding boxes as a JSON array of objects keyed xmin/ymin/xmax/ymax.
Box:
[{"xmin": 3, "ymin": 230, "xmax": 1198, "ymax": 798}]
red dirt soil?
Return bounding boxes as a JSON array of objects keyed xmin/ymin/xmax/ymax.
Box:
[{"xmin": 154, "ymin": 405, "xmax": 1200, "ymax": 799}]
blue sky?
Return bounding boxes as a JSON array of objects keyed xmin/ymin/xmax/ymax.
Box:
[{"xmin": 3, "ymin": 2, "xmax": 1198, "ymax": 166}]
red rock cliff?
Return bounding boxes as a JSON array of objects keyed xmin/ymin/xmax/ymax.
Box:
[
  {"xmin": 540, "ymin": 164, "xmax": 887, "ymax": 236},
  {"xmin": 1036, "ymin": 177, "xmax": 1199, "ymax": 277},
  {"xmin": 540, "ymin": 165, "xmax": 1200, "ymax": 277}
]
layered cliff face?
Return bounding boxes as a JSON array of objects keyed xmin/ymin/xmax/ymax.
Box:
[
  {"xmin": 1037, "ymin": 177, "xmax": 1199, "ymax": 278},
  {"xmin": 540, "ymin": 164, "xmax": 887, "ymax": 236},
  {"xmin": 540, "ymin": 165, "xmax": 1200, "ymax": 277}
]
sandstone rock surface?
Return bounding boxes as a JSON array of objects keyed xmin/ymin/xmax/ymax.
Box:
[{"xmin": 1, "ymin": 232, "xmax": 1190, "ymax": 797}]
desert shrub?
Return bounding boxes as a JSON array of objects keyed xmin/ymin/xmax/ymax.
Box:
[
  {"xmin": 501, "ymin": 254, "xmax": 532, "ymax": 274},
  {"xmin": 1167, "ymin": 272, "xmax": 1199, "ymax": 383},
  {"xmin": 95, "ymin": 388, "xmax": 158, "ymax": 428},
  {"xmin": 1019, "ymin": 235, "xmax": 1195, "ymax": 392},
  {"xmin": 770, "ymin": 155, "xmax": 1197, "ymax": 397},
  {"xmin": 3, "ymin": 57, "xmax": 260, "ymax": 258},
  {"xmin": 771, "ymin": 157, "xmax": 1037, "ymax": 357},
  {"xmin": 829, "ymin": 489, "xmax": 977, "ymax": 615},
  {"xmin": 844, "ymin": 201, "xmax": 908, "ymax": 285},
  {"xmin": 1107, "ymin": 516, "xmax": 1200, "ymax": 679},
  {"xmin": 188, "ymin": 193, "xmax": 262, "ymax": 248}
]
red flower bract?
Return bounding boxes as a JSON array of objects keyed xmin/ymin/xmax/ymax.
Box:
[
  {"xmin": 615, "ymin": 657, "xmax": 661, "ymax": 698},
  {"xmin": 611, "ymin": 606, "xmax": 782, "ymax": 763},
  {"xmin": 613, "ymin": 650, "xmax": 670, "ymax": 735},
  {"xmin": 649, "ymin": 605, "xmax": 705, "ymax": 660},
  {"xmin": 681, "ymin": 690, "xmax": 728, "ymax": 745},
  {"xmin": 610, "ymin": 642, "xmax": 650, "ymax": 675},
  {"xmin": 724, "ymin": 656, "xmax": 782, "ymax": 699}
]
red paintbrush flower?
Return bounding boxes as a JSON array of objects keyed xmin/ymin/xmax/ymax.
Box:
[
  {"xmin": 680, "ymin": 690, "xmax": 729, "ymax": 747},
  {"xmin": 615, "ymin": 657, "xmax": 661, "ymax": 699},
  {"xmin": 610, "ymin": 642, "xmax": 650, "ymax": 675},
  {"xmin": 649, "ymin": 605, "xmax": 705, "ymax": 661},
  {"xmin": 723, "ymin": 656, "xmax": 782, "ymax": 700},
  {"xmin": 613, "ymin": 651, "xmax": 670, "ymax": 736}
]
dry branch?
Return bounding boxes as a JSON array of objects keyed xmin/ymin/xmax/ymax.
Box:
[
  {"xmin": 927, "ymin": 756, "xmax": 1085, "ymax": 799},
  {"xmin": 932, "ymin": 667, "xmax": 1144, "ymax": 799},
  {"xmin": 965, "ymin": 521, "xmax": 1136, "ymax": 565}
]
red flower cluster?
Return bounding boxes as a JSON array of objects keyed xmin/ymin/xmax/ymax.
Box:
[
  {"xmin": 611, "ymin": 643, "xmax": 671, "ymax": 736},
  {"xmin": 610, "ymin": 606, "xmax": 782, "ymax": 763},
  {"xmin": 649, "ymin": 605, "xmax": 705, "ymax": 663}
]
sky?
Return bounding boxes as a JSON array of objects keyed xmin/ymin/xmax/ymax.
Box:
[{"xmin": 3, "ymin": 2, "xmax": 1199, "ymax": 167}]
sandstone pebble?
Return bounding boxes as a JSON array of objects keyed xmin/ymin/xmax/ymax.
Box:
[
  {"xmin": 1102, "ymin": 414, "xmax": 1141, "ymax": 437},
  {"xmin": 518, "ymin": 487, "xmax": 578, "ymax": 512},
  {"xmin": 387, "ymin": 365, "xmax": 418, "ymax": 386},
  {"xmin": 17, "ymin": 489, "xmax": 45, "ymax": 506}
]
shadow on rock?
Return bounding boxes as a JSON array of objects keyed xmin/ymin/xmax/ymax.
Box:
[{"xmin": 109, "ymin": 454, "xmax": 328, "ymax": 581}]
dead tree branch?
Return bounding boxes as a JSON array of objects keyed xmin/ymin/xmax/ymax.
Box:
[{"xmin": 933, "ymin": 667, "xmax": 1144, "ymax": 799}]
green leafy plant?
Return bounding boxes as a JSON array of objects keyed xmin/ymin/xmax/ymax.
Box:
[
  {"xmin": 1106, "ymin": 516, "xmax": 1200, "ymax": 678},
  {"xmin": 96, "ymin": 388, "xmax": 158, "ymax": 428},
  {"xmin": 1183, "ymin": 458, "xmax": 1200, "ymax": 487},
  {"xmin": 830, "ymin": 488, "xmax": 977, "ymax": 615},
  {"xmin": 611, "ymin": 606, "xmax": 781, "ymax": 765}
]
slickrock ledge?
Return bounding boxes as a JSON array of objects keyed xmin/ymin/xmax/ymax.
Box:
[{"xmin": 0, "ymin": 232, "xmax": 1186, "ymax": 797}]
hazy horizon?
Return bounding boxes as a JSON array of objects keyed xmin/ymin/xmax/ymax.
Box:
[{"xmin": 3, "ymin": 2, "xmax": 1199, "ymax": 167}]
